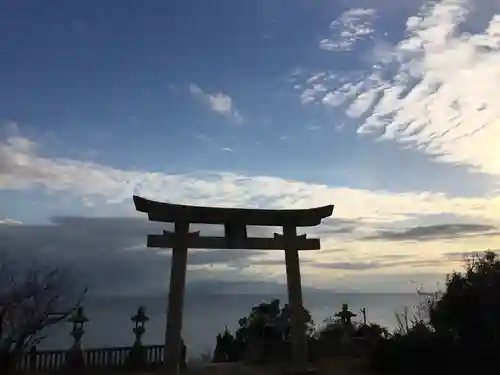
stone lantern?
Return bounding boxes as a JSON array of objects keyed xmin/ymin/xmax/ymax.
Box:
[
  {"xmin": 66, "ymin": 307, "xmax": 88, "ymax": 371},
  {"xmin": 127, "ymin": 306, "xmax": 149, "ymax": 370},
  {"xmin": 334, "ymin": 304, "xmax": 357, "ymax": 344},
  {"xmin": 335, "ymin": 304, "xmax": 356, "ymax": 326},
  {"xmin": 132, "ymin": 306, "xmax": 149, "ymax": 347}
]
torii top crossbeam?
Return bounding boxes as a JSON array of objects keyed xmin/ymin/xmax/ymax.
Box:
[{"xmin": 133, "ymin": 195, "xmax": 334, "ymax": 227}]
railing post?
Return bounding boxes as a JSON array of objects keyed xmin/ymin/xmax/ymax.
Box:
[{"xmin": 29, "ymin": 346, "xmax": 37, "ymax": 371}]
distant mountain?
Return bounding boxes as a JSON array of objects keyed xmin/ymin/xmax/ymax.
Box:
[
  {"xmin": 186, "ymin": 279, "xmax": 293, "ymax": 295},
  {"xmin": 184, "ymin": 279, "xmax": 357, "ymax": 295},
  {"xmin": 87, "ymin": 278, "xmax": 358, "ymax": 298}
]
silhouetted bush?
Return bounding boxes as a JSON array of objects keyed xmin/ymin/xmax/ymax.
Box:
[
  {"xmin": 370, "ymin": 325, "xmax": 449, "ymax": 374},
  {"xmin": 353, "ymin": 323, "xmax": 388, "ymax": 340},
  {"xmin": 370, "ymin": 250, "xmax": 500, "ymax": 375},
  {"xmin": 212, "ymin": 299, "xmax": 314, "ymax": 364}
]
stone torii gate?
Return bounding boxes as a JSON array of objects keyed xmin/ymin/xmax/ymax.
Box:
[{"xmin": 133, "ymin": 195, "xmax": 334, "ymax": 374}]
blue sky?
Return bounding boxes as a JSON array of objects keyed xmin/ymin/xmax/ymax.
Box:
[{"xmin": 1, "ymin": 0, "xmax": 500, "ymax": 294}]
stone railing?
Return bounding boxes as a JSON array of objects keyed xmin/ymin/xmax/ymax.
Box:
[{"xmin": 15, "ymin": 345, "xmax": 164, "ymax": 372}]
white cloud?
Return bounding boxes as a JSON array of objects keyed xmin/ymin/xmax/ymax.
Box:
[
  {"xmin": 306, "ymin": 72, "xmax": 327, "ymax": 84},
  {"xmin": 345, "ymin": 89, "xmax": 380, "ymax": 118},
  {"xmin": 361, "ymin": 1, "xmax": 500, "ymax": 177},
  {"xmin": 194, "ymin": 133, "xmax": 213, "ymax": 143},
  {"xmin": 1, "ymin": 134, "xmax": 500, "ymax": 225},
  {"xmin": 335, "ymin": 123, "xmax": 345, "ymax": 132},
  {"xmin": 310, "ymin": 0, "xmax": 500, "ymax": 179},
  {"xmin": 300, "ymin": 83, "xmax": 328, "ymax": 104},
  {"xmin": 321, "ymin": 81, "xmax": 364, "ymax": 107},
  {"xmin": 189, "ymin": 83, "xmax": 243, "ymax": 124},
  {"xmin": 287, "ymin": 67, "xmax": 304, "ymax": 83},
  {"xmin": 307, "ymin": 124, "xmax": 321, "ymax": 132},
  {"xmin": 0, "ymin": 217, "xmax": 22, "ymax": 225},
  {"xmin": 320, "ymin": 8, "xmax": 377, "ymax": 51}
]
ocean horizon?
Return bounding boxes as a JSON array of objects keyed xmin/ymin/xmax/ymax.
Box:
[{"xmin": 40, "ymin": 292, "xmax": 424, "ymax": 358}]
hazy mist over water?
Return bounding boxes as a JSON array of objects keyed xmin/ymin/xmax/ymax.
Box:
[{"xmin": 41, "ymin": 292, "xmax": 422, "ymax": 357}]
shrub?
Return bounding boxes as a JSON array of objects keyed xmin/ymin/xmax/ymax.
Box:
[{"xmin": 369, "ymin": 251, "xmax": 500, "ymax": 375}]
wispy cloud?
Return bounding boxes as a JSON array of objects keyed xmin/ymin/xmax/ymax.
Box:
[
  {"xmin": 304, "ymin": 0, "xmax": 500, "ymax": 179},
  {"xmin": 314, "ymin": 261, "xmax": 380, "ymax": 270},
  {"xmin": 359, "ymin": 1, "xmax": 500, "ymax": 178},
  {"xmin": 194, "ymin": 133, "xmax": 213, "ymax": 143},
  {"xmin": 319, "ymin": 8, "xmax": 377, "ymax": 51},
  {"xmin": 306, "ymin": 124, "xmax": 321, "ymax": 132},
  {"xmin": 189, "ymin": 83, "xmax": 243, "ymax": 124},
  {"xmin": 312, "ymin": 257, "xmax": 452, "ymax": 271},
  {"xmin": 300, "ymin": 83, "xmax": 328, "ymax": 104}
]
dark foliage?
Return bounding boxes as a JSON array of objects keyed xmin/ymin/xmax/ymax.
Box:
[
  {"xmin": 213, "ymin": 299, "xmax": 391, "ymax": 365},
  {"xmin": 430, "ymin": 251, "xmax": 500, "ymax": 343},
  {"xmin": 370, "ymin": 251, "xmax": 500, "ymax": 375},
  {"xmin": 353, "ymin": 323, "xmax": 389, "ymax": 340},
  {"xmin": 212, "ymin": 299, "xmax": 313, "ymax": 363}
]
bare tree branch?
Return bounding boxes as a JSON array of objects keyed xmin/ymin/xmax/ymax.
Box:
[{"xmin": 0, "ymin": 254, "xmax": 87, "ymax": 356}]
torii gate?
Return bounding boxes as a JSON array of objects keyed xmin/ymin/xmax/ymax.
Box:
[{"xmin": 133, "ymin": 195, "xmax": 334, "ymax": 374}]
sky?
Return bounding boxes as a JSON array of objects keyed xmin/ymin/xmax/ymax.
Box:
[{"xmin": 1, "ymin": 0, "xmax": 500, "ymax": 295}]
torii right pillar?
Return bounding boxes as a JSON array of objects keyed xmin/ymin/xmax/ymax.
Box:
[{"xmin": 283, "ymin": 224, "xmax": 313, "ymax": 374}]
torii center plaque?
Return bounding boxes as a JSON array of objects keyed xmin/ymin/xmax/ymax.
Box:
[{"xmin": 133, "ymin": 195, "xmax": 334, "ymax": 374}]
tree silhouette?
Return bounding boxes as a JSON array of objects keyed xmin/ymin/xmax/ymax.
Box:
[
  {"xmin": 0, "ymin": 257, "xmax": 86, "ymax": 372},
  {"xmin": 212, "ymin": 299, "xmax": 314, "ymax": 363},
  {"xmin": 212, "ymin": 327, "xmax": 239, "ymax": 362},
  {"xmin": 371, "ymin": 250, "xmax": 500, "ymax": 375},
  {"xmin": 430, "ymin": 251, "xmax": 500, "ymax": 345}
]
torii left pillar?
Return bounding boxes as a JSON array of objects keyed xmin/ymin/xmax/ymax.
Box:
[
  {"xmin": 283, "ymin": 224, "xmax": 311, "ymax": 374},
  {"xmin": 164, "ymin": 221, "xmax": 190, "ymax": 375}
]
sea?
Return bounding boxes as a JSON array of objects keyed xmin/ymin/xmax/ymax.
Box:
[{"xmin": 39, "ymin": 293, "xmax": 422, "ymax": 358}]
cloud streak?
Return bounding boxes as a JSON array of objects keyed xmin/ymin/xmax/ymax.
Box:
[
  {"xmin": 364, "ymin": 223, "xmax": 499, "ymax": 242},
  {"xmin": 442, "ymin": 250, "xmax": 500, "ymax": 261},
  {"xmin": 311, "ymin": 253, "xmax": 468, "ymax": 272}
]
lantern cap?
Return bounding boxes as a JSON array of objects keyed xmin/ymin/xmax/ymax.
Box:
[
  {"xmin": 335, "ymin": 303, "xmax": 356, "ymax": 318},
  {"xmin": 131, "ymin": 306, "xmax": 149, "ymax": 323},
  {"xmin": 69, "ymin": 306, "xmax": 89, "ymax": 323}
]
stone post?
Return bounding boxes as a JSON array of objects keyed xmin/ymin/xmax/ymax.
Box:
[
  {"xmin": 361, "ymin": 308, "xmax": 367, "ymax": 326},
  {"xmin": 29, "ymin": 346, "xmax": 37, "ymax": 371}
]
